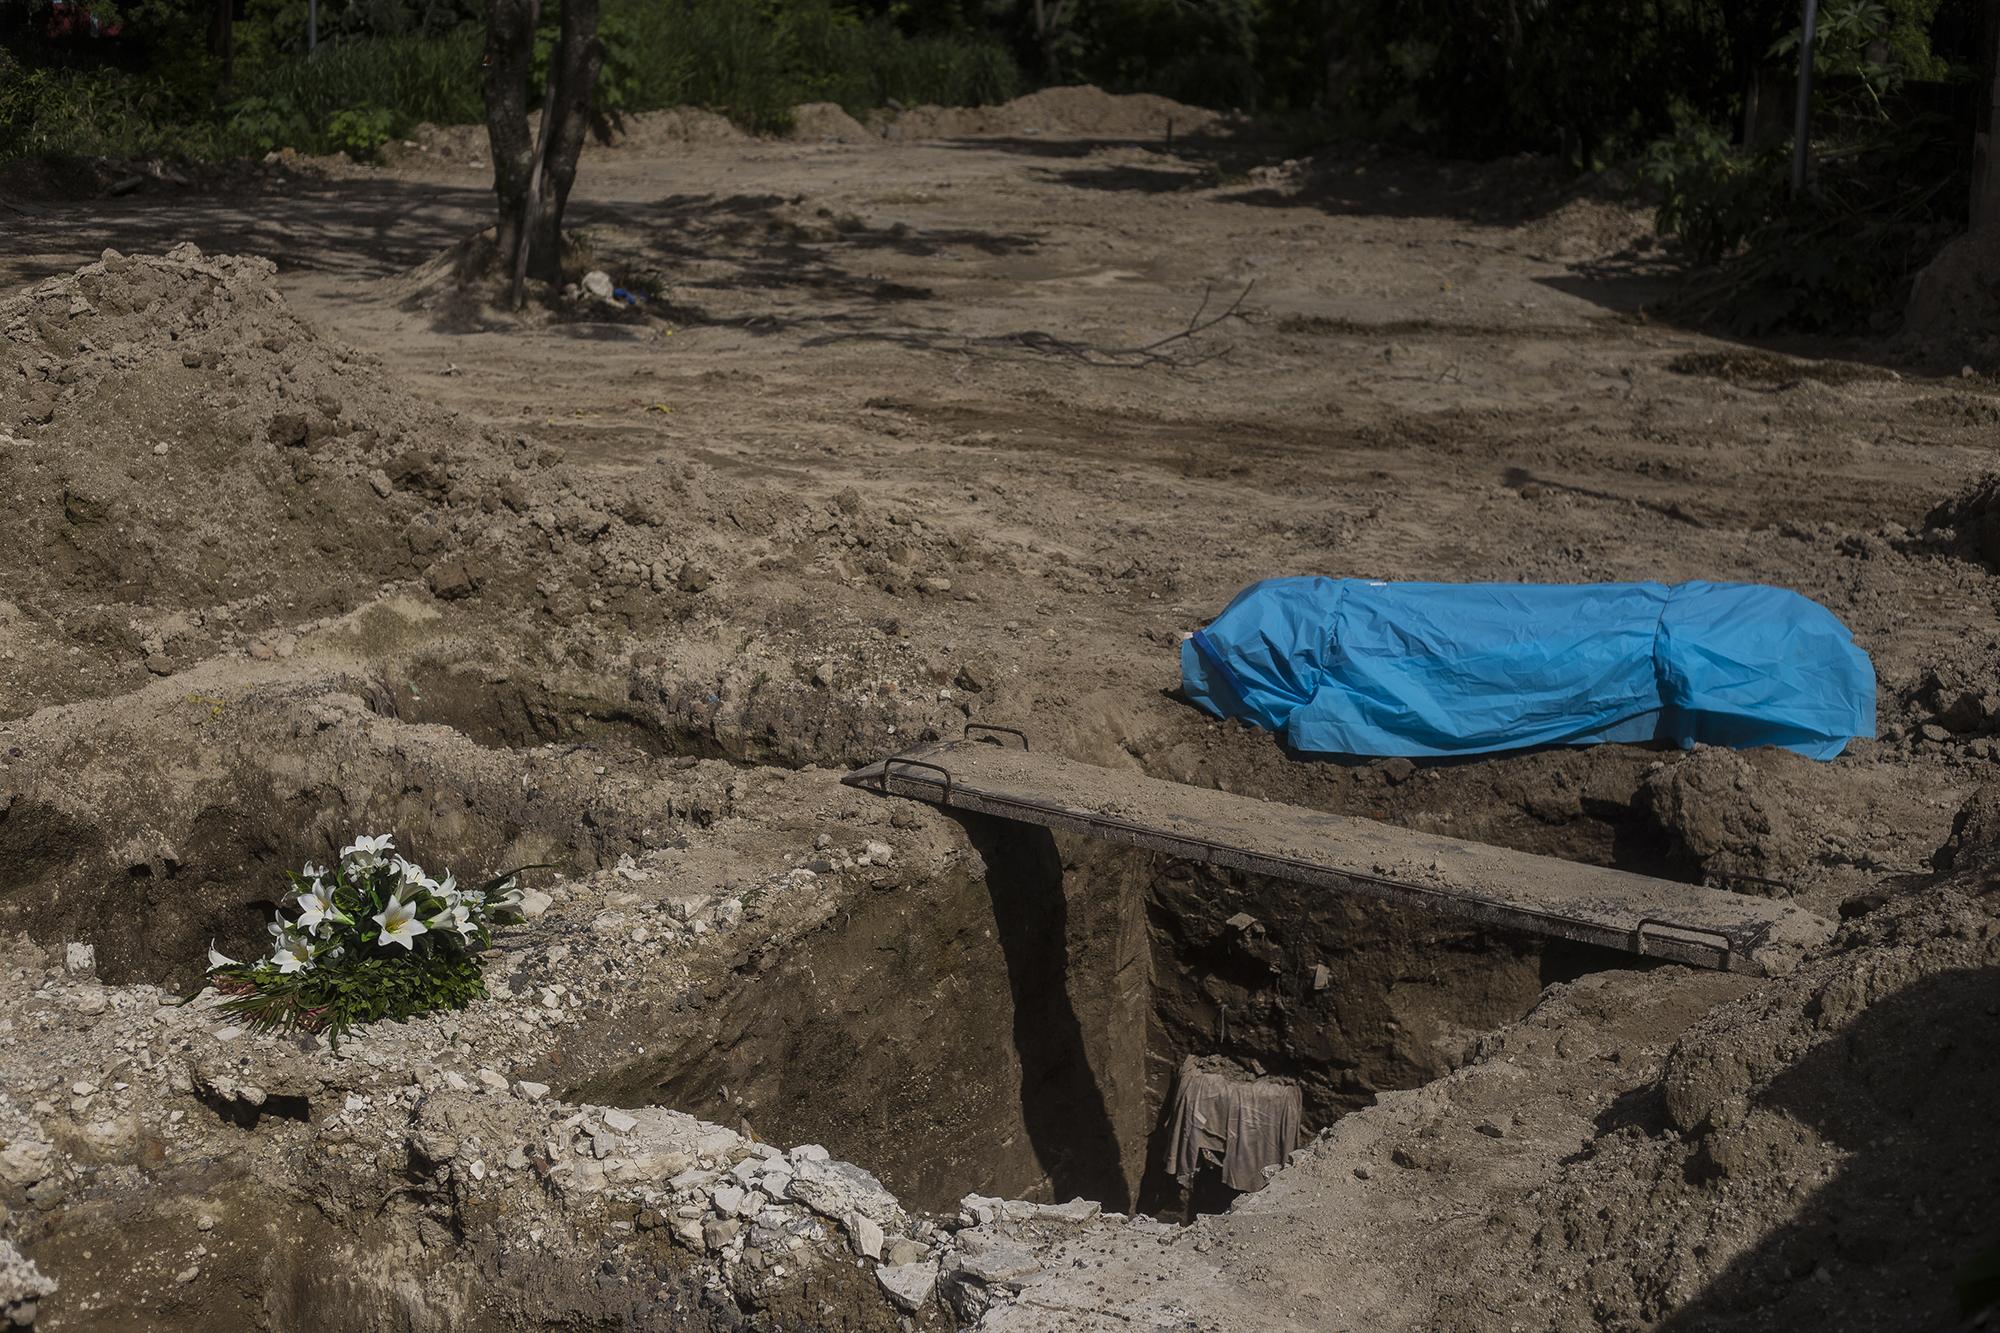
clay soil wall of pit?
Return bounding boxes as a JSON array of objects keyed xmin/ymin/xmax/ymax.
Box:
[
  {"xmin": 567, "ymin": 815, "xmax": 1154, "ymax": 1214},
  {"xmin": 568, "ymin": 813, "xmax": 1627, "ymax": 1217}
]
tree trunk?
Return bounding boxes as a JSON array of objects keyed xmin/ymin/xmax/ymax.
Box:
[
  {"xmin": 1903, "ymin": 6, "xmax": 2000, "ymax": 352},
  {"xmin": 483, "ymin": 0, "xmax": 538, "ymax": 269},
  {"xmin": 210, "ymin": 0, "xmax": 235, "ymax": 89},
  {"xmin": 1971, "ymin": 0, "xmax": 1999, "ymax": 236},
  {"xmin": 522, "ymin": 0, "xmax": 604, "ymax": 284},
  {"xmin": 483, "ymin": 0, "xmax": 603, "ymax": 301}
]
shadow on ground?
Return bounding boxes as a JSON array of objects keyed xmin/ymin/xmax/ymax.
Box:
[
  {"xmin": 1660, "ymin": 965, "xmax": 2000, "ymax": 1331},
  {"xmin": 0, "ymin": 174, "xmax": 493, "ymax": 288}
]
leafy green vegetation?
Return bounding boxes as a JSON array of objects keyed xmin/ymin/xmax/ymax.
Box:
[
  {"xmin": 0, "ymin": 0, "xmax": 1020, "ymax": 160},
  {"xmin": 1635, "ymin": 0, "xmax": 1982, "ymax": 331}
]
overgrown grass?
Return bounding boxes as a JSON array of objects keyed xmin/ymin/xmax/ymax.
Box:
[
  {"xmin": 0, "ymin": 55, "xmax": 211, "ymax": 159},
  {"xmin": 612, "ymin": 0, "xmax": 1019, "ymax": 133},
  {"xmin": 0, "ymin": 0, "xmax": 1021, "ymax": 163}
]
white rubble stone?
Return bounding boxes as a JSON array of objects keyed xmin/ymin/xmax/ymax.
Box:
[
  {"xmin": 0, "ymin": 1142, "xmax": 52, "ymax": 1188},
  {"xmin": 846, "ymin": 1212, "xmax": 885, "ymax": 1260},
  {"xmin": 875, "ymin": 1261, "xmax": 936, "ymax": 1312},
  {"xmin": 954, "ymin": 1231, "xmax": 1040, "ymax": 1286},
  {"xmin": 959, "ymin": 1193, "xmax": 1003, "ymax": 1227},
  {"xmin": 1035, "ymin": 1197, "xmax": 1102, "ymax": 1224},
  {"xmin": 788, "ymin": 1157, "xmax": 904, "ymax": 1231}
]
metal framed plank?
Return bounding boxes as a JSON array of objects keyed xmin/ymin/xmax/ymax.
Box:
[{"xmin": 844, "ymin": 742, "xmax": 1832, "ymax": 977}]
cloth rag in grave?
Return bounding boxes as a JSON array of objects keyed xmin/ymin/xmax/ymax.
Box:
[{"xmin": 1164, "ymin": 1055, "xmax": 1303, "ymax": 1194}]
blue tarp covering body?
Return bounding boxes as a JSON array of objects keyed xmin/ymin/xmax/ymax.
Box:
[{"xmin": 1181, "ymin": 579, "xmax": 1875, "ymax": 761}]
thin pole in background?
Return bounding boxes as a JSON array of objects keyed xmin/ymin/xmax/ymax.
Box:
[
  {"xmin": 308, "ymin": 0, "xmax": 318, "ymax": 53},
  {"xmin": 1790, "ymin": 0, "xmax": 1819, "ymax": 195}
]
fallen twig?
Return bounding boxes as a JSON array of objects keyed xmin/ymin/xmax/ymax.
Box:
[
  {"xmin": 801, "ymin": 281, "xmax": 1255, "ymax": 369},
  {"xmin": 989, "ymin": 281, "xmax": 1254, "ymax": 368}
]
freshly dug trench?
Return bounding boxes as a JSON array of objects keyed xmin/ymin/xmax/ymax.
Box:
[
  {"xmin": 566, "ymin": 816, "xmax": 1150, "ymax": 1214},
  {"xmin": 568, "ymin": 810, "xmax": 1629, "ymax": 1218},
  {"xmin": 0, "ymin": 681, "xmax": 738, "ymax": 988}
]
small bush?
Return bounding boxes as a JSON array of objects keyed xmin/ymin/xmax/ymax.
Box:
[
  {"xmin": 225, "ymin": 92, "xmax": 314, "ymax": 154},
  {"xmin": 1642, "ymin": 119, "xmax": 1785, "ymax": 264},
  {"xmin": 206, "ymin": 833, "xmax": 547, "ymax": 1043},
  {"xmin": 326, "ymin": 104, "xmax": 396, "ymax": 157}
]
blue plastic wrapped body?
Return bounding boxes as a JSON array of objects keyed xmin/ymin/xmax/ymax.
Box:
[{"xmin": 1180, "ymin": 578, "xmax": 1875, "ymax": 761}]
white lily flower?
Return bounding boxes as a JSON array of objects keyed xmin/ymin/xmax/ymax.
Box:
[
  {"xmin": 301, "ymin": 862, "xmax": 329, "ymax": 883},
  {"xmin": 295, "ymin": 879, "xmax": 342, "ymax": 933},
  {"xmin": 372, "ymin": 893, "xmax": 429, "ymax": 950},
  {"xmin": 434, "ymin": 870, "xmax": 459, "ymax": 904},
  {"xmin": 428, "ymin": 900, "xmax": 478, "ymax": 944},
  {"xmin": 391, "ymin": 856, "xmax": 433, "ymax": 892},
  {"xmin": 271, "ymin": 931, "xmax": 315, "ymax": 975},
  {"xmin": 207, "ymin": 940, "xmax": 239, "ymax": 971},
  {"xmin": 488, "ymin": 877, "xmax": 522, "ymax": 912},
  {"xmin": 341, "ymin": 833, "xmax": 395, "ymax": 869}
]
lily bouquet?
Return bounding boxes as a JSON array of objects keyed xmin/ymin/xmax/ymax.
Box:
[{"xmin": 207, "ymin": 834, "xmax": 542, "ymax": 1041}]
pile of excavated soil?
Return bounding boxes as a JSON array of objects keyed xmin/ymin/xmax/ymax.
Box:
[
  {"xmin": 1925, "ymin": 471, "xmax": 2000, "ymax": 571},
  {"xmin": 1522, "ymin": 883, "xmax": 2000, "ymax": 1332},
  {"xmin": 364, "ymin": 88, "xmax": 1237, "ymax": 183},
  {"xmin": 1636, "ymin": 745, "xmax": 1812, "ymax": 886},
  {"xmin": 0, "ymin": 245, "xmax": 740, "ymax": 716},
  {"xmin": 789, "ymin": 101, "xmax": 876, "ymax": 144},
  {"xmin": 878, "ymin": 86, "xmax": 1225, "ymax": 141}
]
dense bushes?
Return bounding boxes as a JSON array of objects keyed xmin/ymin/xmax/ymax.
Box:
[
  {"xmin": 1632, "ymin": 0, "xmax": 1985, "ymax": 332},
  {"xmin": 605, "ymin": 0, "xmax": 1018, "ymax": 134},
  {"xmin": 0, "ymin": 0, "xmax": 1021, "ymax": 160}
]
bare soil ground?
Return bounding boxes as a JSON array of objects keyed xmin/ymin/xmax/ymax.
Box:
[{"xmin": 1, "ymin": 89, "xmax": 1997, "ymax": 1331}]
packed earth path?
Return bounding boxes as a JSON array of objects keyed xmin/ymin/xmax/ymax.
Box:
[{"xmin": 0, "ymin": 88, "xmax": 1997, "ymax": 1332}]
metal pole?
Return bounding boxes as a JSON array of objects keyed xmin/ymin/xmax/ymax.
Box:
[
  {"xmin": 307, "ymin": 0, "xmax": 317, "ymax": 54},
  {"xmin": 1790, "ymin": 0, "xmax": 1819, "ymax": 195}
]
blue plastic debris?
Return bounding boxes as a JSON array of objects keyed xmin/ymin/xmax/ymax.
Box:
[{"xmin": 1180, "ymin": 578, "xmax": 1876, "ymax": 761}]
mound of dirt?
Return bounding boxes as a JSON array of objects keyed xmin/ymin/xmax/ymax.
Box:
[
  {"xmin": 1924, "ymin": 472, "xmax": 2000, "ymax": 570},
  {"xmin": 1529, "ymin": 884, "xmax": 1999, "ymax": 1331},
  {"xmin": 0, "ymin": 245, "xmax": 726, "ymax": 717},
  {"xmin": 1636, "ymin": 747, "xmax": 1809, "ymax": 887},
  {"xmin": 387, "ymin": 109, "xmax": 747, "ymax": 170},
  {"xmin": 606, "ymin": 106, "xmax": 751, "ymax": 151},
  {"xmin": 789, "ymin": 102, "xmax": 876, "ymax": 144},
  {"xmin": 1931, "ymin": 783, "xmax": 2000, "ymax": 895},
  {"xmin": 879, "ymin": 85, "xmax": 1224, "ymax": 141}
]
